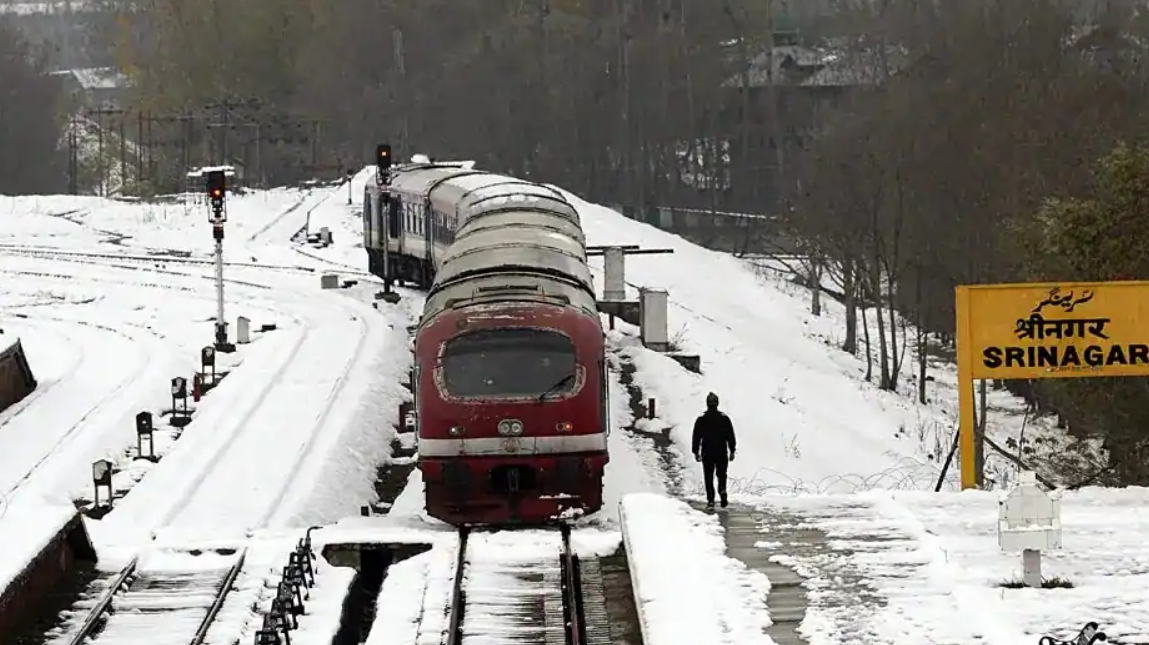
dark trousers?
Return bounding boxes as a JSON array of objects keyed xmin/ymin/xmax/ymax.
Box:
[{"xmin": 702, "ymin": 458, "xmax": 728, "ymax": 503}]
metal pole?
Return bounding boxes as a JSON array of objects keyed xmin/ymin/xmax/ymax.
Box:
[{"xmin": 214, "ymin": 224, "xmax": 227, "ymax": 347}]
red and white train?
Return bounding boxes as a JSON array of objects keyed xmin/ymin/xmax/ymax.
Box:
[{"xmin": 361, "ymin": 145, "xmax": 609, "ymax": 526}]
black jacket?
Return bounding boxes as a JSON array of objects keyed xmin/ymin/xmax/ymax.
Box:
[{"xmin": 692, "ymin": 409, "xmax": 736, "ymax": 461}]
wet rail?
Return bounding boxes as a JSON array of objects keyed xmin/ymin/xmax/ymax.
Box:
[{"xmin": 445, "ymin": 526, "xmax": 588, "ymax": 645}]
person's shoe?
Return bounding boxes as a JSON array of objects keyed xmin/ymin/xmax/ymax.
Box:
[
  {"xmin": 720, "ymin": 497, "xmax": 728, "ymax": 508},
  {"xmin": 705, "ymin": 500, "xmax": 715, "ymax": 510}
]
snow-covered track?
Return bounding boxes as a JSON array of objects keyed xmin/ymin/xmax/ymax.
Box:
[
  {"xmin": 0, "ymin": 312, "xmax": 170, "ymax": 500},
  {"xmin": 57, "ymin": 549, "xmax": 245, "ymax": 645},
  {"xmin": 0, "ymin": 254, "xmax": 280, "ymax": 294},
  {"xmin": 288, "ymin": 242, "xmax": 379, "ymax": 280},
  {"xmin": 0, "ymin": 243, "xmax": 320, "ymax": 275},
  {"xmin": 245, "ymin": 188, "xmax": 319, "ymax": 244},
  {"xmin": 446, "ymin": 526, "xmax": 591, "ymax": 645},
  {"xmin": 146, "ymin": 289, "xmax": 371, "ymax": 540}
]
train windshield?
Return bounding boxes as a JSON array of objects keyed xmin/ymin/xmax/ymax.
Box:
[{"xmin": 441, "ymin": 328, "xmax": 577, "ymax": 398}]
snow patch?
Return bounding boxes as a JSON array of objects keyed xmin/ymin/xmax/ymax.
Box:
[{"xmin": 620, "ymin": 493, "xmax": 773, "ymax": 645}]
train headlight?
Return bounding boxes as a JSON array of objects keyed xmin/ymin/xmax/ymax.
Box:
[
  {"xmin": 556, "ymin": 422, "xmax": 572, "ymax": 433},
  {"xmin": 449, "ymin": 425, "xmax": 466, "ymax": 437},
  {"xmin": 498, "ymin": 419, "xmax": 524, "ymax": 436}
]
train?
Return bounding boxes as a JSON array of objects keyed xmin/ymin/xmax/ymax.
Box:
[{"xmin": 361, "ymin": 145, "xmax": 609, "ymax": 526}]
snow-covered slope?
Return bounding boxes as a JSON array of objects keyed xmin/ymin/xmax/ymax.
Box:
[{"xmin": 564, "ymin": 192, "xmax": 1082, "ymax": 496}]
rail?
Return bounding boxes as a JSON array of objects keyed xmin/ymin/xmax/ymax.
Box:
[
  {"xmin": 64, "ymin": 555, "xmax": 140, "ymax": 645},
  {"xmin": 63, "ymin": 549, "xmax": 246, "ymax": 645},
  {"xmin": 445, "ymin": 526, "xmax": 587, "ymax": 645},
  {"xmin": 444, "ymin": 527, "xmax": 470, "ymax": 645},
  {"xmin": 559, "ymin": 525, "xmax": 588, "ymax": 645},
  {"xmin": 190, "ymin": 550, "xmax": 248, "ymax": 645}
]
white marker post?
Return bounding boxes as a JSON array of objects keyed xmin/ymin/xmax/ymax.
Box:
[{"xmin": 998, "ymin": 470, "xmax": 1062, "ymax": 587}]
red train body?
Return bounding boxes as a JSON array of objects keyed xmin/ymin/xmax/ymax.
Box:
[{"xmin": 362, "ymin": 156, "xmax": 609, "ymax": 526}]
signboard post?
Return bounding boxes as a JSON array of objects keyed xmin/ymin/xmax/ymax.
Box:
[{"xmin": 955, "ymin": 280, "xmax": 1149, "ymax": 489}]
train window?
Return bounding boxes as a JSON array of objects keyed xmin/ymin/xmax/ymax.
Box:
[
  {"xmin": 440, "ymin": 328, "xmax": 577, "ymax": 399},
  {"xmin": 362, "ymin": 193, "xmax": 371, "ymax": 238},
  {"xmin": 388, "ymin": 197, "xmax": 400, "ymax": 238}
]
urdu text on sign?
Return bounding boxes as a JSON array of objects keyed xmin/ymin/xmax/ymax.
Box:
[{"xmin": 960, "ymin": 281, "xmax": 1149, "ymax": 380}]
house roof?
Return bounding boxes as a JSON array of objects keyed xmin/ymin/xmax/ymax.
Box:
[
  {"xmin": 725, "ymin": 41, "xmax": 908, "ymax": 89},
  {"xmin": 51, "ymin": 67, "xmax": 129, "ymax": 91},
  {"xmin": 0, "ymin": 0, "xmax": 94, "ymax": 15}
]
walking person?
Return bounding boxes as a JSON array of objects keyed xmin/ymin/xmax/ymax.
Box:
[{"xmin": 692, "ymin": 392, "xmax": 736, "ymax": 510}]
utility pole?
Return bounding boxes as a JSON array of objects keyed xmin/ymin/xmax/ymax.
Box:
[
  {"xmin": 393, "ymin": 28, "xmax": 408, "ymax": 157},
  {"xmin": 203, "ymin": 98, "xmax": 250, "ymax": 165},
  {"xmin": 68, "ymin": 115, "xmax": 78, "ymax": 195}
]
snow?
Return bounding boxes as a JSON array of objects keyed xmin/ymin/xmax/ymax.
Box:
[
  {"xmin": 0, "ymin": 496, "xmax": 78, "ymax": 594},
  {"xmin": 0, "ymin": 292, "xmax": 184, "ymax": 503},
  {"xmin": 387, "ymin": 465, "xmax": 439, "ymax": 524},
  {"xmin": 0, "ymin": 181, "xmax": 413, "ymax": 598},
  {"xmin": 0, "ymin": 158, "xmax": 1142, "ymax": 645},
  {"xmin": 568, "ymin": 528, "xmax": 623, "ymax": 557},
  {"xmin": 300, "ymin": 521, "xmax": 459, "ymax": 645},
  {"xmin": 462, "ymin": 529, "xmax": 566, "ymax": 643},
  {"xmin": 274, "ymin": 288, "xmax": 419, "ymax": 528},
  {"xmin": 150, "ymin": 290, "xmax": 372, "ymax": 543},
  {"xmin": 619, "ymin": 493, "xmax": 773, "ymax": 645},
  {"xmin": 581, "ymin": 352, "xmax": 668, "ymax": 528},
  {"xmin": 560, "ymin": 191, "xmax": 939, "ymax": 494},
  {"xmin": 866, "ymin": 488, "xmax": 1149, "ymax": 644},
  {"xmin": 281, "ymin": 557, "xmax": 357, "ymax": 645},
  {"xmin": 101, "ymin": 318, "xmax": 309, "ymax": 541},
  {"xmin": 0, "ymin": 1, "xmax": 95, "ymax": 15},
  {"xmin": 619, "ymin": 488, "xmax": 1149, "ymax": 645},
  {"xmin": 564, "ymin": 191, "xmax": 1089, "ymax": 494},
  {"xmin": 201, "ymin": 536, "xmax": 297, "ymax": 645},
  {"xmin": 311, "ymin": 516, "xmax": 457, "ymax": 550},
  {"xmin": 365, "ymin": 549, "xmax": 434, "ymax": 645}
]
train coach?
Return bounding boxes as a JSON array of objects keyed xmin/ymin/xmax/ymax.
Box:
[{"xmin": 361, "ymin": 145, "xmax": 609, "ymax": 526}]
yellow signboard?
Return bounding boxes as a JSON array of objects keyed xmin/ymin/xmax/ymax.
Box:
[
  {"xmin": 960, "ymin": 281, "xmax": 1149, "ymax": 379},
  {"xmin": 955, "ymin": 280, "xmax": 1149, "ymax": 489}
]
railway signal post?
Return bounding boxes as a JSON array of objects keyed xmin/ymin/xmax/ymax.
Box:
[
  {"xmin": 375, "ymin": 144, "xmax": 401, "ymax": 304},
  {"xmin": 192, "ymin": 166, "xmax": 238, "ymax": 353}
]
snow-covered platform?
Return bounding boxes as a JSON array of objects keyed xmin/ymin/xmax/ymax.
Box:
[
  {"xmin": 0, "ymin": 332, "xmax": 37, "ymax": 413},
  {"xmin": 0, "ymin": 497, "xmax": 93, "ymax": 635},
  {"xmin": 621, "ymin": 489, "xmax": 1149, "ymax": 645}
]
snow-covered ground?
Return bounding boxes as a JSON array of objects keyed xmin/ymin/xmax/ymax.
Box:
[
  {"xmin": 0, "ymin": 169, "xmax": 415, "ymax": 591},
  {"xmin": 0, "ymin": 162, "xmax": 1138, "ymax": 645},
  {"xmin": 620, "ymin": 489, "xmax": 1149, "ymax": 645},
  {"xmin": 558, "ymin": 192, "xmax": 1092, "ymax": 497},
  {"xmin": 621, "ymin": 493, "xmax": 772, "ymax": 645}
]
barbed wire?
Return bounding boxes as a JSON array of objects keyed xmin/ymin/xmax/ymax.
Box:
[{"xmin": 677, "ymin": 458, "xmax": 961, "ymax": 498}]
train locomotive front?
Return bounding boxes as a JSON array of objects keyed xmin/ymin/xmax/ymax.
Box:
[{"xmin": 411, "ymin": 173, "xmax": 608, "ymax": 526}]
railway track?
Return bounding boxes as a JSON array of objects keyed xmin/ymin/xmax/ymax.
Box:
[
  {"xmin": 54, "ymin": 549, "xmax": 245, "ymax": 645},
  {"xmin": 0, "ymin": 244, "xmax": 320, "ymax": 275},
  {"xmin": 445, "ymin": 526, "xmax": 609, "ymax": 645}
]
